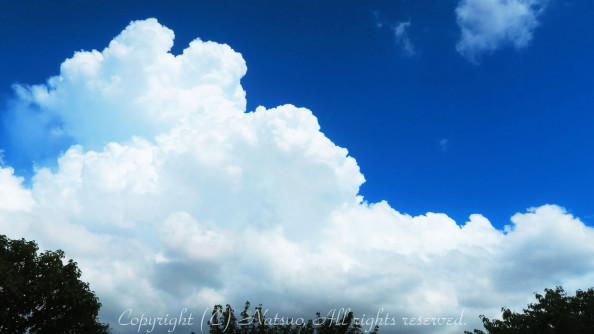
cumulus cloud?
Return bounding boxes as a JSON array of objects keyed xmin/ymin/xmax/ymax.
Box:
[
  {"xmin": 456, "ymin": 0, "xmax": 549, "ymax": 62},
  {"xmin": 0, "ymin": 167, "xmax": 35, "ymax": 212},
  {"xmin": 1, "ymin": 18, "xmax": 593, "ymax": 334}
]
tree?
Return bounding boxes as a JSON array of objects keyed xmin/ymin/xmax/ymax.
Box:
[
  {"xmin": 0, "ymin": 234, "xmax": 111, "ymax": 333},
  {"xmin": 465, "ymin": 286, "xmax": 594, "ymax": 334}
]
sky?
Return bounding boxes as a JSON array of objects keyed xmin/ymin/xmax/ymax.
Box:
[{"xmin": 1, "ymin": 1, "xmax": 594, "ymax": 333}]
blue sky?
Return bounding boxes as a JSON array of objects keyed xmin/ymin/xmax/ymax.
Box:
[
  {"xmin": 2, "ymin": 0, "xmax": 593, "ymax": 227},
  {"xmin": 1, "ymin": 1, "xmax": 594, "ymax": 333}
]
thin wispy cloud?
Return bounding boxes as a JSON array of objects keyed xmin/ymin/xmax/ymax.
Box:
[
  {"xmin": 394, "ymin": 21, "xmax": 416, "ymax": 56},
  {"xmin": 371, "ymin": 10, "xmax": 384, "ymax": 28},
  {"xmin": 439, "ymin": 138, "xmax": 449, "ymax": 151},
  {"xmin": 1, "ymin": 18, "xmax": 593, "ymax": 334},
  {"xmin": 373, "ymin": 11, "xmax": 417, "ymax": 57}
]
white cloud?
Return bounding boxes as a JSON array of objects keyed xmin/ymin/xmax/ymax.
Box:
[
  {"xmin": 10, "ymin": 18, "xmax": 247, "ymax": 151},
  {"xmin": 456, "ymin": 0, "xmax": 549, "ymax": 62},
  {"xmin": 1, "ymin": 18, "xmax": 593, "ymax": 334},
  {"xmin": 0, "ymin": 167, "xmax": 35, "ymax": 212}
]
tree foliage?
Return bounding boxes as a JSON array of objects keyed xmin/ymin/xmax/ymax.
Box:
[
  {"xmin": 465, "ymin": 286, "xmax": 594, "ymax": 334},
  {"xmin": 203, "ymin": 301, "xmax": 377, "ymax": 334},
  {"xmin": 0, "ymin": 234, "xmax": 111, "ymax": 333}
]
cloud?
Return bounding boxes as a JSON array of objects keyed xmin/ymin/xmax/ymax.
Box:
[
  {"xmin": 372, "ymin": 12, "xmax": 416, "ymax": 57},
  {"xmin": 1, "ymin": 18, "xmax": 594, "ymax": 334},
  {"xmin": 456, "ymin": 0, "xmax": 549, "ymax": 62},
  {"xmin": 372, "ymin": 10, "xmax": 384, "ymax": 28},
  {"xmin": 439, "ymin": 138, "xmax": 449, "ymax": 151},
  {"xmin": 394, "ymin": 21, "xmax": 416, "ymax": 56},
  {"xmin": 0, "ymin": 167, "xmax": 34, "ymax": 212},
  {"xmin": 4, "ymin": 18, "xmax": 247, "ymax": 162}
]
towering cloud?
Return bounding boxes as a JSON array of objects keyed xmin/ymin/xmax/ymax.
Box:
[{"xmin": 1, "ymin": 19, "xmax": 592, "ymax": 334}]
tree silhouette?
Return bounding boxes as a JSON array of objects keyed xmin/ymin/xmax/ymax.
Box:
[
  {"xmin": 465, "ymin": 286, "xmax": 594, "ymax": 334},
  {"xmin": 0, "ymin": 234, "xmax": 111, "ymax": 333}
]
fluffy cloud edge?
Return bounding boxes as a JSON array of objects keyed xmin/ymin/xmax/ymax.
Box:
[{"xmin": 456, "ymin": 0, "xmax": 549, "ymax": 62}]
